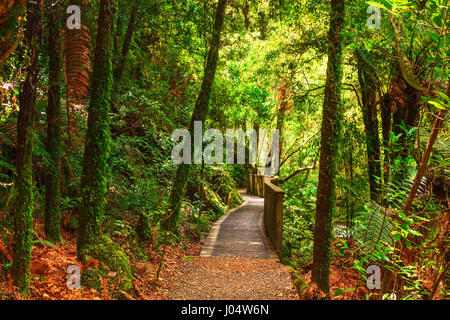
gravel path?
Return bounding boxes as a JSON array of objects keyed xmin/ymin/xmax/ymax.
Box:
[
  {"xmin": 167, "ymin": 256, "xmax": 298, "ymax": 300},
  {"xmin": 168, "ymin": 193, "xmax": 297, "ymax": 300}
]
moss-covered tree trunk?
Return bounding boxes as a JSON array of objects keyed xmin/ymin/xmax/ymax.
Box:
[
  {"xmin": 45, "ymin": 0, "xmax": 62, "ymax": 243},
  {"xmin": 77, "ymin": 0, "xmax": 115, "ymax": 261},
  {"xmin": 12, "ymin": 0, "xmax": 42, "ymax": 296},
  {"xmin": 357, "ymin": 50, "xmax": 381, "ymax": 203},
  {"xmin": 163, "ymin": 0, "xmax": 227, "ymax": 232},
  {"xmin": 311, "ymin": 0, "xmax": 345, "ymax": 295}
]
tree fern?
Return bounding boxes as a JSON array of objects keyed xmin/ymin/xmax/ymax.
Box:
[{"xmin": 57, "ymin": 24, "xmax": 92, "ymax": 138}]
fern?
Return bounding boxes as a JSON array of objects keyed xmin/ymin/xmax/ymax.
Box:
[
  {"xmin": 57, "ymin": 24, "xmax": 92, "ymax": 136},
  {"xmin": 355, "ymin": 201, "xmax": 394, "ymax": 249}
]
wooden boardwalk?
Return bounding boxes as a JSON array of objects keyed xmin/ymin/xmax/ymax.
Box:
[{"xmin": 200, "ymin": 194, "xmax": 279, "ymax": 260}]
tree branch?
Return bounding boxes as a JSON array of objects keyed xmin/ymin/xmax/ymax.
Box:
[
  {"xmin": 279, "ymin": 153, "xmax": 318, "ymax": 184},
  {"xmin": 279, "ymin": 131, "xmax": 319, "ymax": 169}
]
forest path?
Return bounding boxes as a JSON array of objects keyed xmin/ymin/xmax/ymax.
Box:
[
  {"xmin": 200, "ymin": 194, "xmax": 278, "ymax": 259},
  {"xmin": 167, "ymin": 194, "xmax": 297, "ymax": 300}
]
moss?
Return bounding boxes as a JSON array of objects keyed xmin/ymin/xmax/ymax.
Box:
[
  {"xmin": 227, "ymin": 188, "xmax": 243, "ymax": 209},
  {"xmin": 12, "ymin": 0, "xmax": 42, "ymax": 297},
  {"xmin": 311, "ymin": 0, "xmax": 345, "ymax": 295},
  {"xmin": 208, "ymin": 168, "xmax": 243, "ymax": 208},
  {"xmin": 77, "ymin": 0, "xmax": 115, "ymax": 260},
  {"xmin": 203, "ymin": 183, "xmax": 225, "ymax": 218},
  {"xmin": 81, "ymin": 235, "xmax": 133, "ymax": 295}
]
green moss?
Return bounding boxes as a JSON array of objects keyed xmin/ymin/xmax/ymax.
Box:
[
  {"xmin": 203, "ymin": 183, "xmax": 225, "ymax": 218},
  {"xmin": 208, "ymin": 168, "xmax": 243, "ymax": 209},
  {"xmin": 77, "ymin": 0, "xmax": 115, "ymax": 260},
  {"xmin": 227, "ymin": 189, "xmax": 243, "ymax": 209},
  {"xmin": 81, "ymin": 235, "xmax": 133, "ymax": 294}
]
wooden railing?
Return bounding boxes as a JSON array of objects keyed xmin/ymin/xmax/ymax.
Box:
[
  {"xmin": 248, "ymin": 174, "xmax": 285, "ymax": 259},
  {"xmin": 247, "ymin": 174, "xmax": 267, "ymax": 197}
]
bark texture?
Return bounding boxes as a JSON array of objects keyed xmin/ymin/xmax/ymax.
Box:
[
  {"xmin": 357, "ymin": 50, "xmax": 381, "ymax": 202},
  {"xmin": 311, "ymin": 0, "xmax": 345, "ymax": 295},
  {"xmin": 77, "ymin": 0, "xmax": 115, "ymax": 261},
  {"xmin": 12, "ymin": 0, "xmax": 42, "ymax": 296}
]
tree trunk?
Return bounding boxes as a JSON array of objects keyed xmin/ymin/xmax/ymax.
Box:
[
  {"xmin": 77, "ymin": 0, "xmax": 115, "ymax": 261},
  {"xmin": 45, "ymin": 0, "xmax": 63, "ymax": 243},
  {"xmin": 403, "ymin": 82, "xmax": 449, "ymax": 215},
  {"xmin": 277, "ymin": 82, "xmax": 290, "ymax": 158},
  {"xmin": 114, "ymin": 3, "xmax": 138, "ymax": 84},
  {"xmin": 311, "ymin": 0, "xmax": 345, "ymax": 295},
  {"xmin": 163, "ymin": 0, "xmax": 227, "ymax": 232},
  {"xmin": 381, "ymin": 93, "xmax": 392, "ymax": 186},
  {"xmin": 391, "ymin": 77, "xmax": 420, "ymax": 182},
  {"xmin": 357, "ymin": 50, "xmax": 381, "ymax": 202},
  {"xmin": 12, "ymin": 0, "xmax": 42, "ymax": 296},
  {"xmin": 113, "ymin": 7, "xmax": 124, "ymax": 56}
]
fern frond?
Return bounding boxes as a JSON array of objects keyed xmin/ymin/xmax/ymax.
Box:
[
  {"xmin": 356, "ymin": 201, "xmax": 394, "ymax": 249},
  {"xmin": 57, "ymin": 24, "xmax": 92, "ymax": 137}
]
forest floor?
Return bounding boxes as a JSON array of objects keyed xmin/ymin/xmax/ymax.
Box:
[
  {"xmin": 0, "ymin": 203, "xmax": 376, "ymax": 300},
  {"xmin": 0, "ymin": 219, "xmax": 205, "ymax": 300}
]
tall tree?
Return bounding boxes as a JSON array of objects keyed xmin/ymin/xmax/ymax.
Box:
[
  {"xmin": 163, "ymin": 0, "xmax": 228, "ymax": 232},
  {"xmin": 357, "ymin": 50, "xmax": 381, "ymax": 203},
  {"xmin": 45, "ymin": 0, "xmax": 63, "ymax": 243},
  {"xmin": 311, "ymin": 0, "xmax": 345, "ymax": 295},
  {"xmin": 77, "ymin": 0, "xmax": 116, "ymax": 261},
  {"xmin": 114, "ymin": 2, "xmax": 138, "ymax": 84},
  {"xmin": 12, "ymin": 0, "xmax": 42, "ymax": 296}
]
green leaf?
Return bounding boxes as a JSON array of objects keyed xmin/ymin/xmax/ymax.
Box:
[
  {"xmin": 40, "ymin": 240, "xmax": 57, "ymax": 248},
  {"xmin": 407, "ymin": 229, "xmax": 422, "ymax": 236},
  {"xmin": 437, "ymin": 92, "xmax": 449, "ymax": 103},
  {"xmin": 366, "ymin": 1, "xmax": 389, "ymax": 11},
  {"xmin": 433, "ymin": 14, "xmax": 443, "ymax": 28},
  {"xmin": 334, "ymin": 288, "xmax": 344, "ymax": 297},
  {"xmin": 428, "ymin": 99, "xmax": 447, "ymax": 110}
]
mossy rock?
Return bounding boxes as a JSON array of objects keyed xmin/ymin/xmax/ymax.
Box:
[
  {"xmin": 81, "ymin": 235, "xmax": 133, "ymax": 296},
  {"xmin": 227, "ymin": 188, "xmax": 243, "ymax": 209},
  {"xmin": 207, "ymin": 167, "xmax": 242, "ymax": 206},
  {"xmin": 203, "ymin": 183, "xmax": 225, "ymax": 218}
]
